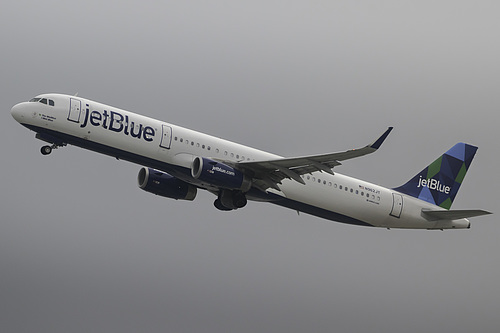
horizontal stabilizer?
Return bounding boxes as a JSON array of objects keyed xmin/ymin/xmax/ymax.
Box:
[{"xmin": 422, "ymin": 209, "xmax": 492, "ymax": 221}]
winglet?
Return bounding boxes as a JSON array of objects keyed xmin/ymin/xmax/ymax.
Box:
[{"xmin": 370, "ymin": 127, "xmax": 393, "ymax": 150}]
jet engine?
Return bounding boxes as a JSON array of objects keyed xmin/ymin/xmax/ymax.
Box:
[
  {"xmin": 191, "ymin": 157, "xmax": 251, "ymax": 191},
  {"xmin": 138, "ymin": 168, "xmax": 197, "ymax": 200}
]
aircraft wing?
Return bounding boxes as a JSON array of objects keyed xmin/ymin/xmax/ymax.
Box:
[{"xmin": 236, "ymin": 127, "xmax": 393, "ymax": 191}]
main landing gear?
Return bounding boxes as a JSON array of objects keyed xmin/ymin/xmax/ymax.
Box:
[{"xmin": 214, "ymin": 190, "xmax": 248, "ymax": 211}]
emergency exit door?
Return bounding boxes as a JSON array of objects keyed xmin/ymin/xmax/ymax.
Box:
[{"xmin": 160, "ymin": 124, "xmax": 172, "ymax": 149}]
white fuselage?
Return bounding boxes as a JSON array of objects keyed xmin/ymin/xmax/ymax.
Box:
[{"xmin": 11, "ymin": 93, "xmax": 470, "ymax": 229}]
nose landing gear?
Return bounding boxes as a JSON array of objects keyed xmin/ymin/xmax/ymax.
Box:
[
  {"xmin": 36, "ymin": 133, "xmax": 66, "ymax": 155},
  {"xmin": 39, "ymin": 142, "xmax": 67, "ymax": 155},
  {"xmin": 40, "ymin": 143, "xmax": 66, "ymax": 155},
  {"xmin": 41, "ymin": 145, "xmax": 53, "ymax": 155}
]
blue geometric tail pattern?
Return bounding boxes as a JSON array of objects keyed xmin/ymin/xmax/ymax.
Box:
[{"xmin": 393, "ymin": 143, "xmax": 478, "ymax": 209}]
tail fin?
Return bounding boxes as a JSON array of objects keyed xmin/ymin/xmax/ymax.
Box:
[{"xmin": 394, "ymin": 143, "xmax": 478, "ymax": 209}]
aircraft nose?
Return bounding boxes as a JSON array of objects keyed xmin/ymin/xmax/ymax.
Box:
[{"xmin": 11, "ymin": 102, "xmax": 27, "ymax": 123}]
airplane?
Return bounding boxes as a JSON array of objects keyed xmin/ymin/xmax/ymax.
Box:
[{"xmin": 11, "ymin": 93, "xmax": 491, "ymax": 230}]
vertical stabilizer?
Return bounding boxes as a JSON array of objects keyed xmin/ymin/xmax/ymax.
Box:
[{"xmin": 393, "ymin": 143, "xmax": 478, "ymax": 209}]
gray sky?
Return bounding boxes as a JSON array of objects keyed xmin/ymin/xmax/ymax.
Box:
[{"xmin": 1, "ymin": 1, "xmax": 499, "ymax": 332}]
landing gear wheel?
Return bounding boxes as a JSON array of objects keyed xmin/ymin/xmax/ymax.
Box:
[
  {"xmin": 41, "ymin": 145, "xmax": 52, "ymax": 155},
  {"xmin": 214, "ymin": 198, "xmax": 233, "ymax": 211},
  {"xmin": 233, "ymin": 192, "xmax": 247, "ymax": 209},
  {"xmin": 214, "ymin": 190, "xmax": 248, "ymax": 211}
]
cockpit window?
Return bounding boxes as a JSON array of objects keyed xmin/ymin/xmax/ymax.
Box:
[{"xmin": 29, "ymin": 97, "xmax": 55, "ymax": 106}]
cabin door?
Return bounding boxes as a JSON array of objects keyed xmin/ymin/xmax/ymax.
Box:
[
  {"xmin": 390, "ymin": 193, "xmax": 403, "ymax": 218},
  {"xmin": 68, "ymin": 98, "xmax": 82, "ymax": 123}
]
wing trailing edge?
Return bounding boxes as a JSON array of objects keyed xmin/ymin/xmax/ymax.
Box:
[{"xmin": 237, "ymin": 127, "xmax": 393, "ymax": 190}]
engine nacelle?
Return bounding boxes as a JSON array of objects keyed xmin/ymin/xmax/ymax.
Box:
[
  {"xmin": 191, "ymin": 157, "xmax": 251, "ymax": 191},
  {"xmin": 138, "ymin": 168, "xmax": 197, "ymax": 200}
]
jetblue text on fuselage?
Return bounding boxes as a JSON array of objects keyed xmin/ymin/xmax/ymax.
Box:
[{"xmin": 80, "ymin": 107, "xmax": 155, "ymax": 142}]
